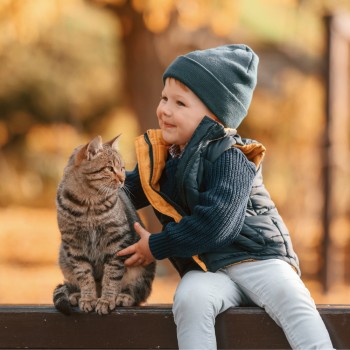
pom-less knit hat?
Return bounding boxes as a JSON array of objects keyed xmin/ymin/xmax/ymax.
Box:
[{"xmin": 163, "ymin": 44, "xmax": 259, "ymax": 129}]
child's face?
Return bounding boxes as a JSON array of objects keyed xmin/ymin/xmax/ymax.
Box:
[{"xmin": 157, "ymin": 78, "xmax": 217, "ymax": 150}]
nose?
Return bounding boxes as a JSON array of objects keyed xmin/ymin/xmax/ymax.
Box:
[
  {"xmin": 116, "ymin": 171, "xmax": 125, "ymax": 184},
  {"xmin": 157, "ymin": 101, "xmax": 172, "ymax": 118}
]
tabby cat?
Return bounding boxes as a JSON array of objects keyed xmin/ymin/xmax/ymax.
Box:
[{"xmin": 53, "ymin": 135, "xmax": 155, "ymax": 315}]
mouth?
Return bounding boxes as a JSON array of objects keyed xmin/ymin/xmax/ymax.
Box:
[{"xmin": 163, "ymin": 122, "xmax": 176, "ymax": 128}]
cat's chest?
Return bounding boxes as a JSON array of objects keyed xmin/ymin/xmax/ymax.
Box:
[
  {"xmin": 86, "ymin": 227, "xmax": 100, "ymax": 248},
  {"xmin": 82, "ymin": 222, "xmax": 115, "ymax": 246},
  {"xmin": 76, "ymin": 226, "xmax": 114, "ymax": 265},
  {"xmin": 80, "ymin": 217, "xmax": 127, "ymax": 259}
]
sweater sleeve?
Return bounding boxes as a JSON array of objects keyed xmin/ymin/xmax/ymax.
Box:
[
  {"xmin": 125, "ymin": 164, "xmax": 150, "ymax": 210},
  {"xmin": 149, "ymin": 147, "xmax": 256, "ymax": 259}
]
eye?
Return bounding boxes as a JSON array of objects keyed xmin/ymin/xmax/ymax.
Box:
[
  {"xmin": 176, "ymin": 100, "xmax": 185, "ymax": 107},
  {"xmin": 107, "ymin": 166, "xmax": 114, "ymax": 172},
  {"xmin": 161, "ymin": 95, "xmax": 167, "ymax": 102}
]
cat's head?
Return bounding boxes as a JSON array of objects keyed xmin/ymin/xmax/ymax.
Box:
[{"xmin": 65, "ymin": 135, "xmax": 125, "ymax": 192}]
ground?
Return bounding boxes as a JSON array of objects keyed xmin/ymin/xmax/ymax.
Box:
[{"xmin": 0, "ymin": 206, "xmax": 349, "ymax": 305}]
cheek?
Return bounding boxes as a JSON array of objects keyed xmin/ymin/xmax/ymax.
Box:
[
  {"xmin": 185, "ymin": 118, "xmax": 201, "ymax": 134},
  {"xmin": 178, "ymin": 122, "xmax": 196, "ymax": 142},
  {"xmin": 156, "ymin": 105, "xmax": 162, "ymax": 124}
]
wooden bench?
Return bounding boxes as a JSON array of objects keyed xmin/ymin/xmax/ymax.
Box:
[{"xmin": 0, "ymin": 304, "xmax": 349, "ymax": 349}]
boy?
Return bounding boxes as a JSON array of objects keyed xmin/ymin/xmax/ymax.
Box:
[{"xmin": 118, "ymin": 44, "xmax": 333, "ymax": 349}]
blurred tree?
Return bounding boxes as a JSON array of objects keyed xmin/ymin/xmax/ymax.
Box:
[
  {"xmin": 0, "ymin": 0, "xmax": 120, "ymax": 145},
  {"xmin": 90, "ymin": 0, "xmax": 242, "ymax": 131},
  {"xmin": 0, "ymin": 0, "xmax": 123, "ymax": 206}
]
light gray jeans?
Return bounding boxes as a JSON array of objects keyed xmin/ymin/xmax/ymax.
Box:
[{"xmin": 173, "ymin": 259, "xmax": 334, "ymax": 349}]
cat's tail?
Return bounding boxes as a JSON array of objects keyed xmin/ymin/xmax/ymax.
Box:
[{"xmin": 53, "ymin": 282, "xmax": 79, "ymax": 315}]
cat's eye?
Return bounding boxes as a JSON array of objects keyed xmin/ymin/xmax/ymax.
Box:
[{"xmin": 107, "ymin": 166, "xmax": 114, "ymax": 172}]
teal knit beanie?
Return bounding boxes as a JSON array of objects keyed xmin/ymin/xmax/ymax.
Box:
[{"xmin": 163, "ymin": 44, "xmax": 259, "ymax": 129}]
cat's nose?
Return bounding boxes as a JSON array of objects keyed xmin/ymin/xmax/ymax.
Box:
[{"xmin": 116, "ymin": 172, "xmax": 125, "ymax": 183}]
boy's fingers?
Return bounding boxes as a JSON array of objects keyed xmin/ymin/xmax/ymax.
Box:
[
  {"xmin": 117, "ymin": 245, "xmax": 135, "ymax": 257},
  {"xmin": 134, "ymin": 222, "xmax": 145, "ymax": 235},
  {"xmin": 124, "ymin": 255, "xmax": 142, "ymax": 267}
]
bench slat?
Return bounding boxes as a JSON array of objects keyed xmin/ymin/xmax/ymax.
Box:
[{"xmin": 0, "ymin": 305, "xmax": 349, "ymax": 349}]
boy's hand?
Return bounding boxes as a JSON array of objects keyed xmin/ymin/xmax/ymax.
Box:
[{"xmin": 117, "ymin": 222, "xmax": 155, "ymax": 267}]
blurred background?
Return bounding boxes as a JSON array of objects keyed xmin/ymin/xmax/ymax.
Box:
[{"xmin": 0, "ymin": 0, "xmax": 349, "ymax": 305}]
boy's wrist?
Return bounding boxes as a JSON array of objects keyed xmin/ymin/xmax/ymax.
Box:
[{"xmin": 149, "ymin": 232, "xmax": 172, "ymax": 260}]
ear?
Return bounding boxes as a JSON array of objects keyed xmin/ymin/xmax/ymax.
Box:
[
  {"xmin": 106, "ymin": 134, "xmax": 121, "ymax": 152},
  {"xmin": 87, "ymin": 135, "xmax": 103, "ymax": 160},
  {"xmin": 75, "ymin": 136, "xmax": 103, "ymax": 165}
]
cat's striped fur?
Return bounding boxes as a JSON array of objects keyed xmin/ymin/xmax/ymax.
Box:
[{"xmin": 53, "ymin": 135, "xmax": 155, "ymax": 315}]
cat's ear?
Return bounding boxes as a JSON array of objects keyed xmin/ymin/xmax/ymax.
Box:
[
  {"xmin": 86, "ymin": 136, "xmax": 103, "ymax": 160},
  {"xmin": 106, "ymin": 134, "xmax": 121, "ymax": 151},
  {"xmin": 75, "ymin": 136, "xmax": 103, "ymax": 165}
]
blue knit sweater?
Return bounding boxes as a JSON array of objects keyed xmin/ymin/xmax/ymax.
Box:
[{"xmin": 126, "ymin": 143, "xmax": 255, "ymax": 261}]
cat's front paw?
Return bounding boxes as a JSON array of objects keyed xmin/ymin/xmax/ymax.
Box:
[
  {"xmin": 79, "ymin": 297, "xmax": 97, "ymax": 313},
  {"xmin": 69, "ymin": 292, "xmax": 81, "ymax": 306},
  {"xmin": 95, "ymin": 297, "xmax": 116, "ymax": 315},
  {"xmin": 116, "ymin": 293, "xmax": 135, "ymax": 306}
]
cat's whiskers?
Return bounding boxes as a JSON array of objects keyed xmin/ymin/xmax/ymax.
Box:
[
  {"xmin": 97, "ymin": 180, "xmax": 121, "ymax": 199},
  {"xmin": 97, "ymin": 184, "xmax": 112, "ymax": 198},
  {"xmin": 122, "ymin": 184, "xmax": 133, "ymax": 198}
]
